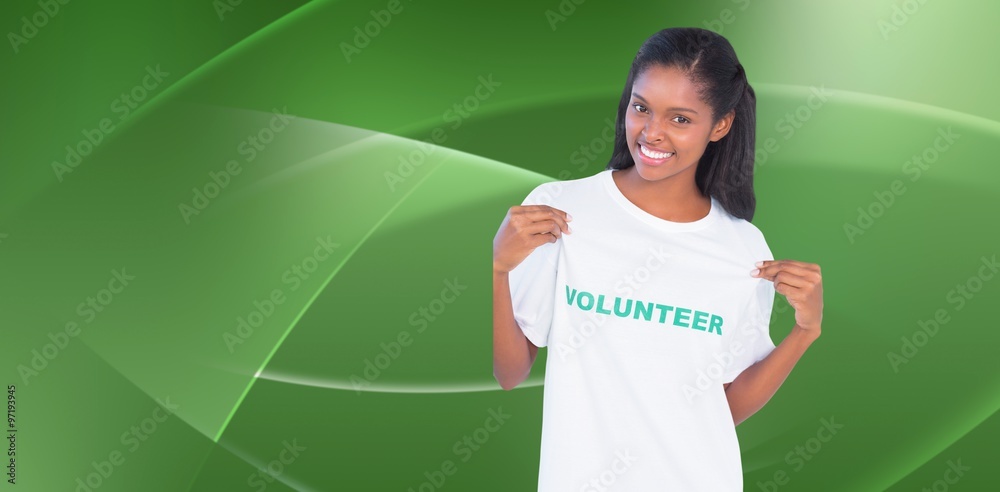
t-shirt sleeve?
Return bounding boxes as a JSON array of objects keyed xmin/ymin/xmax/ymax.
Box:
[
  {"xmin": 721, "ymin": 239, "xmax": 777, "ymax": 384},
  {"xmin": 506, "ymin": 184, "xmax": 561, "ymax": 348}
]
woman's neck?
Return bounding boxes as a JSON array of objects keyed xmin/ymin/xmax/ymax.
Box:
[{"xmin": 613, "ymin": 166, "xmax": 710, "ymax": 222}]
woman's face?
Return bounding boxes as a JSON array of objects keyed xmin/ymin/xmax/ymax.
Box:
[{"xmin": 624, "ymin": 64, "xmax": 733, "ymax": 183}]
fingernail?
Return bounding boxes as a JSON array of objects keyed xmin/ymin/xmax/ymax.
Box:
[
  {"xmin": 749, "ymin": 268, "xmax": 759, "ymax": 276},
  {"xmin": 754, "ymin": 261, "xmax": 763, "ymax": 267},
  {"xmin": 567, "ymin": 225, "xmax": 573, "ymax": 233},
  {"xmin": 566, "ymin": 213, "xmax": 573, "ymax": 221}
]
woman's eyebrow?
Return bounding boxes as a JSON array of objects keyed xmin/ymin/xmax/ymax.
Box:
[{"xmin": 632, "ymin": 92, "xmax": 699, "ymax": 115}]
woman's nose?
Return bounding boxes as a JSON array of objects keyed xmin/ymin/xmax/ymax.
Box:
[{"xmin": 644, "ymin": 117, "xmax": 669, "ymax": 143}]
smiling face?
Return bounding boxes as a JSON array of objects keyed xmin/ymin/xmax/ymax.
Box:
[{"xmin": 625, "ymin": 64, "xmax": 734, "ymax": 183}]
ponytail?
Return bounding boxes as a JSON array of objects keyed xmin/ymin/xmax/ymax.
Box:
[{"xmin": 697, "ymin": 63, "xmax": 757, "ymax": 221}]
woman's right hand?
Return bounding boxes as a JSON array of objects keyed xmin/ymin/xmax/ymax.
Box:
[{"xmin": 493, "ymin": 204, "xmax": 572, "ymax": 274}]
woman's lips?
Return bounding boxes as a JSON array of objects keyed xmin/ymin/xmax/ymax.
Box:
[{"xmin": 637, "ymin": 142, "xmax": 675, "ymax": 166}]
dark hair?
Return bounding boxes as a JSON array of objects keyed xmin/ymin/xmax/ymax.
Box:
[{"xmin": 606, "ymin": 27, "xmax": 757, "ymax": 221}]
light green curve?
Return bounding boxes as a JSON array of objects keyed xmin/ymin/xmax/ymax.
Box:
[
  {"xmin": 211, "ymin": 149, "xmax": 456, "ymax": 442},
  {"xmin": 255, "ymin": 367, "xmax": 543, "ymax": 394}
]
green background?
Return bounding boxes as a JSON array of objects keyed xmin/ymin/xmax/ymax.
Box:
[{"xmin": 2, "ymin": 0, "xmax": 998, "ymax": 490}]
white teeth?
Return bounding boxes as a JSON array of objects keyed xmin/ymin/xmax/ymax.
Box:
[{"xmin": 639, "ymin": 144, "xmax": 674, "ymax": 159}]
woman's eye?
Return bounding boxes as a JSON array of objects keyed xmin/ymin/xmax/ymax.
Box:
[{"xmin": 631, "ymin": 104, "xmax": 689, "ymax": 123}]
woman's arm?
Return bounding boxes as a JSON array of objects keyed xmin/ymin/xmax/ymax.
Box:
[
  {"xmin": 492, "ymin": 203, "xmax": 570, "ymax": 390},
  {"xmin": 493, "ymin": 268, "xmax": 539, "ymax": 390},
  {"xmin": 723, "ymin": 324, "xmax": 820, "ymax": 425},
  {"xmin": 724, "ymin": 259, "xmax": 824, "ymax": 426}
]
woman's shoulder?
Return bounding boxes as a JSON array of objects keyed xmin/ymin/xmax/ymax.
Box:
[
  {"xmin": 522, "ymin": 170, "xmax": 606, "ymax": 206},
  {"xmin": 740, "ymin": 221, "xmax": 770, "ymax": 258},
  {"xmin": 712, "ymin": 203, "xmax": 772, "ymax": 257}
]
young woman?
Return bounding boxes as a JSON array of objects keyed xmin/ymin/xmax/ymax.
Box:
[{"xmin": 493, "ymin": 27, "xmax": 823, "ymax": 491}]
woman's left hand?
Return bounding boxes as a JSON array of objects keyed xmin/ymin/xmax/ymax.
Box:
[{"xmin": 751, "ymin": 259, "xmax": 823, "ymax": 335}]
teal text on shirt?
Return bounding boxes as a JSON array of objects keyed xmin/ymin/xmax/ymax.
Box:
[{"xmin": 565, "ymin": 283, "xmax": 724, "ymax": 335}]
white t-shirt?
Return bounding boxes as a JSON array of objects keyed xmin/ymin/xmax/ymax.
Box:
[{"xmin": 508, "ymin": 168, "xmax": 777, "ymax": 491}]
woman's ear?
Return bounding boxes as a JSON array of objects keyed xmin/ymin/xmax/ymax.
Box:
[{"xmin": 709, "ymin": 110, "xmax": 736, "ymax": 142}]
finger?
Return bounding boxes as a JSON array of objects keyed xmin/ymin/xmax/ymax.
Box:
[
  {"xmin": 522, "ymin": 204, "xmax": 571, "ymax": 221},
  {"xmin": 522, "ymin": 218, "xmax": 566, "ymax": 238},
  {"xmin": 520, "ymin": 205, "xmax": 571, "ymax": 234},
  {"xmin": 774, "ymin": 281, "xmax": 802, "ymax": 299},
  {"xmin": 755, "ymin": 265, "xmax": 813, "ymax": 283},
  {"xmin": 756, "ymin": 259, "xmax": 820, "ymax": 273},
  {"xmin": 762, "ymin": 269, "xmax": 811, "ymax": 289},
  {"xmin": 529, "ymin": 230, "xmax": 559, "ymax": 247},
  {"xmin": 524, "ymin": 206, "xmax": 571, "ymax": 234},
  {"xmin": 753, "ymin": 261, "xmax": 816, "ymax": 281}
]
